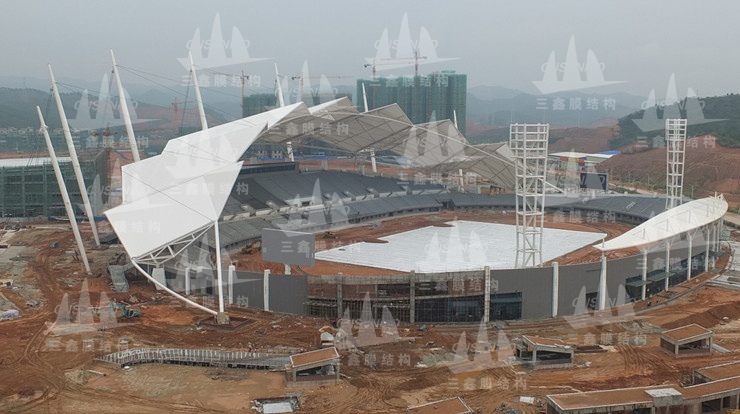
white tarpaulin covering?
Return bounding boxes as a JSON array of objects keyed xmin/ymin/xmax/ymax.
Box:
[
  {"xmin": 595, "ymin": 195, "xmax": 727, "ymax": 252},
  {"xmin": 316, "ymin": 220, "xmax": 605, "ymax": 272}
]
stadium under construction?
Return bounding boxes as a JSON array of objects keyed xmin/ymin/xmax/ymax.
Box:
[
  {"xmin": 3, "ymin": 57, "xmax": 731, "ymax": 326},
  {"xmin": 0, "ymin": 47, "xmax": 736, "ymax": 414}
]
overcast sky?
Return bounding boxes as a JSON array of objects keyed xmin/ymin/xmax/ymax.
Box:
[{"xmin": 2, "ymin": 0, "xmax": 740, "ymax": 99}]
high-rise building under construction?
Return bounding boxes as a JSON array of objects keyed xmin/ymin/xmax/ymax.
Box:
[{"xmin": 357, "ymin": 70, "xmax": 466, "ymax": 136}]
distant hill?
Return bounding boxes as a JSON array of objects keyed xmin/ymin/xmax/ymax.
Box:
[
  {"xmin": 465, "ymin": 90, "xmax": 641, "ymax": 143},
  {"xmin": 599, "ymin": 142, "xmax": 740, "ymax": 208},
  {"xmin": 0, "ymin": 88, "xmax": 71, "ymax": 129},
  {"xmin": 468, "ymin": 85, "xmax": 525, "ymax": 100},
  {"xmin": 612, "ymin": 93, "xmax": 740, "ymax": 149},
  {"xmin": 548, "ymin": 126, "xmax": 617, "ymax": 153},
  {"xmin": 0, "ymin": 87, "xmax": 226, "ymax": 130},
  {"xmin": 464, "ymin": 124, "xmax": 616, "ymax": 155}
]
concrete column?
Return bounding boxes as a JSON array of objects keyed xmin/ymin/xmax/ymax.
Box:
[
  {"xmin": 263, "ymin": 269, "xmax": 270, "ymax": 311},
  {"xmin": 714, "ymin": 222, "xmax": 720, "ymax": 253},
  {"xmin": 717, "ymin": 219, "xmax": 722, "ymax": 249},
  {"xmin": 551, "ymin": 262, "xmax": 559, "ymax": 318},
  {"xmin": 641, "ymin": 249, "xmax": 648, "ymax": 300},
  {"xmin": 228, "ymin": 265, "xmax": 236, "ymax": 305},
  {"xmin": 704, "ymin": 226, "xmax": 711, "ymax": 273},
  {"xmin": 152, "ymin": 267, "xmax": 166, "ymax": 291},
  {"xmin": 484, "ymin": 266, "xmax": 492, "ymax": 322},
  {"xmin": 598, "ymin": 254, "xmax": 607, "ymax": 311},
  {"xmin": 336, "ymin": 275, "xmax": 343, "ymax": 319},
  {"xmin": 716, "ymin": 221, "xmax": 722, "ymax": 250},
  {"xmin": 712, "ymin": 222, "xmax": 718, "ymax": 253},
  {"xmin": 185, "ymin": 266, "xmax": 191, "ymax": 295},
  {"xmin": 532, "ymin": 349, "xmax": 538, "ymax": 365},
  {"xmin": 409, "ymin": 271, "xmax": 416, "ymax": 324},
  {"xmin": 370, "ymin": 149, "xmax": 377, "ymax": 173},
  {"xmin": 284, "ymin": 264, "xmax": 291, "ymax": 275},
  {"xmin": 286, "ymin": 142, "xmax": 294, "ymax": 162},
  {"xmin": 687, "ymin": 233, "xmax": 693, "ymax": 280},
  {"xmin": 664, "ymin": 241, "xmax": 671, "ymax": 291}
]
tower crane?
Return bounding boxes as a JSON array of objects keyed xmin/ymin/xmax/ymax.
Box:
[
  {"xmin": 363, "ymin": 51, "xmax": 427, "ymax": 80},
  {"xmin": 289, "ymin": 74, "xmax": 354, "ymax": 103}
]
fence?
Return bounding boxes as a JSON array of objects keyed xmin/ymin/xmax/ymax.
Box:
[{"xmin": 96, "ymin": 348, "xmax": 291, "ymax": 371}]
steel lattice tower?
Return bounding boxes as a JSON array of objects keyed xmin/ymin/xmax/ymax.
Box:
[
  {"xmin": 665, "ymin": 118, "xmax": 687, "ymax": 210},
  {"xmin": 511, "ymin": 123, "xmax": 549, "ymax": 268}
]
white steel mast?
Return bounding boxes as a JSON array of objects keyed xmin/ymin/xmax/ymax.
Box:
[
  {"xmin": 362, "ymin": 83, "xmax": 377, "ymax": 173},
  {"xmin": 275, "ymin": 64, "xmax": 293, "ymax": 161},
  {"xmin": 184, "ymin": 57, "xmax": 224, "ymax": 317},
  {"xmin": 49, "ymin": 64, "xmax": 100, "ymax": 247},
  {"xmin": 37, "ymin": 106, "xmax": 91, "ymax": 274},
  {"xmin": 110, "ymin": 50, "xmax": 141, "ymax": 162},
  {"xmin": 188, "ymin": 52, "xmax": 208, "ymax": 130}
]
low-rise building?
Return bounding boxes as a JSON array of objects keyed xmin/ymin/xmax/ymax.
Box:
[
  {"xmin": 515, "ymin": 335, "xmax": 574, "ymax": 369},
  {"xmin": 546, "ymin": 363, "xmax": 740, "ymax": 414},
  {"xmin": 693, "ymin": 361, "xmax": 740, "ymax": 384},
  {"xmin": 286, "ymin": 347, "xmax": 340, "ymax": 387},
  {"xmin": 660, "ymin": 324, "xmax": 713, "ymax": 358}
]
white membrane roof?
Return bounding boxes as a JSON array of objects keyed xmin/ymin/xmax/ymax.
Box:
[
  {"xmin": 259, "ymin": 97, "xmax": 517, "ymax": 189},
  {"xmin": 106, "ymin": 98, "xmax": 517, "ymax": 260},
  {"xmin": 107, "ymin": 103, "xmax": 310, "ymax": 259},
  {"xmin": 595, "ymin": 195, "xmax": 727, "ymax": 252}
]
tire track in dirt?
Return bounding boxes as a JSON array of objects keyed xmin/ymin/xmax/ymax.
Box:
[{"xmin": 3, "ymin": 233, "xmax": 213, "ymax": 413}]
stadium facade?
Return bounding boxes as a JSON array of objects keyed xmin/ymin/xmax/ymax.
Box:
[{"xmin": 157, "ymin": 165, "xmax": 726, "ymax": 324}]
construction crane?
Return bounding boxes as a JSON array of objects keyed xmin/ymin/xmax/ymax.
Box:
[
  {"xmin": 363, "ymin": 51, "xmax": 427, "ymax": 80},
  {"xmin": 289, "ymin": 74, "xmax": 354, "ymax": 103},
  {"xmin": 171, "ymin": 98, "xmax": 199, "ymax": 132}
]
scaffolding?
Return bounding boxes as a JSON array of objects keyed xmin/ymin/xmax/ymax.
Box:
[
  {"xmin": 510, "ymin": 124, "xmax": 549, "ymax": 268},
  {"xmin": 665, "ymin": 118, "xmax": 687, "ymax": 210}
]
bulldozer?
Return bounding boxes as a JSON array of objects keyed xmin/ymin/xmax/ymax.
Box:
[{"xmin": 110, "ymin": 302, "xmax": 140, "ymax": 319}]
